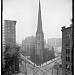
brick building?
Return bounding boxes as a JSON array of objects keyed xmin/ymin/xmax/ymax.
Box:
[{"xmin": 61, "ymin": 25, "xmax": 73, "ymax": 75}]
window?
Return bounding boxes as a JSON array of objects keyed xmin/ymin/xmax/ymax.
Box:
[
  {"xmin": 66, "ymin": 49, "xmax": 67, "ymax": 54},
  {"xmin": 8, "ymin": 27, "xmax": 10, "ymax": 29},
  {"xmin": 12, "ymin": 31, "xmax": 14, "ymax": 32},
  {"xmin": 13, "ymin": 37, "xmax": 14, "ymax": 38},
  {"xmin": 12, "ymin": 34, "xmax": 14, "ymax": 36},
  {"xmin": 68, "ymin": 49, "xmax": 70, "ymax": 54},
  {"xmin": 12, "ymin": 25, "xmax": 14, "ymax": 26},
  {"xmin": 68, "ymin": 34, "xmax": 71, "ymax": 38},
  {"xmin": 66, "ymin": 57, "xmax": 67, "ymax": 61},
  {"xmin": 67, "ymin": 66, "xmax": 70, "ymax": 71},
  {"xmin": 68, "ymin": 57, "xmax": 70, "ymax": 62},
  {"xmin": 12, "ymin": 27, "xmax": 14, "ymax": 29},
  {"xmin": 66, "ymin": 64, "xmax": 67, "ymax": 68},
  {"xmin": 66, "ymin": 56, "xmax": 70, "ymax": 62},
  {"xmin": 66, "ymin": 34, "xmax": 68, "ymax": 39},
  {"xmin": 8, "ymin": 30, "xmax": 10, "ymax": 32},
  {"xmin": 66, "ymin": 49, "xmax": 70, "ymax": 54},
  {"xmin": 66, "ymin": 44, "xmax": 68, "ymax": 46},
  {"xmin": 66, "ymin": 33, "xmax": 71, "ymax": 39},
  {"xmin": 13, "ymin": 43, "xmax": 15, "ymax": 45},
  {"xmin": 66, "ymin": 64, "xmax": 70, "ymax": 71}
]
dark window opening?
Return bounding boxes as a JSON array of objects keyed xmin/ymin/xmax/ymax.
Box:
[
  {"xmin": 66, "ymin": 64, "xmax": 70, "ymax": 71},
  {"xmin": 66, "ymin": 57, "xmax": 67, "ymax": 61},
  {"xmin": 66, "ymin": 49, "xmax": 70, "ymax": 54},
  {"xmin": 68, "ymin": 57, "xmax": 70, "ymax": 62}
]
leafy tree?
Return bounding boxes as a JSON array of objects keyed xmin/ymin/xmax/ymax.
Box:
[{"xmin": 3, "ymin": 45, "xmax": 20, "ymax": 75}]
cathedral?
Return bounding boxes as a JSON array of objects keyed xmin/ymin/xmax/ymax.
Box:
[{"xmin": 35, "ymin": 0, "xmax": 44, "ymax": 63}]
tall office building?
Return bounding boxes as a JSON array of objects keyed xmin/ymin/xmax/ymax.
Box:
[
  {"xmin": 3, "ymin": 20, "xmax": 19, "ymax": 74},
  {"xmin": 4, "ymin": 20, "xmax": 16, "ymax": 47},
  {"xmin": 2, "ymin": 20, "xmax": 16, "ymax": 70},
  {"xmin": 36, "ymin": 0, "xmax": 44, "ymax": 62},
  {"xmin": 61, "ymin": 25, "xmax": 73, "ymax": 75}
]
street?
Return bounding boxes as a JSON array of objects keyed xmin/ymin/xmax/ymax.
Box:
[{"xmin": 17, "ymin": 54, "xmax": 62, "ymax": 75}]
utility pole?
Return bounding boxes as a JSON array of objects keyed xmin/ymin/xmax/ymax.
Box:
[
  {"xmin": 57, "ymin": 68, "xmax": 58, "ymax": 75},
  {"xmin": 54, "ymin": 62, "xmax": 59, "ymax": 75},
  {"xmin": 25, "ymin": 60, "xmax": 27, "ymax": 75},
  {"xmin": 52, "ymin": 68, "xmax": 53, "ymax": 75},
  {"xmin": 57, "ymin": 63, "xmax": 59, "ymax": 75}
]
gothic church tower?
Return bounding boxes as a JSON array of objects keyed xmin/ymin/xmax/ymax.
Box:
[{"xmin": 36, "ymin": 0, "xmax": 44, "ymax": 62}]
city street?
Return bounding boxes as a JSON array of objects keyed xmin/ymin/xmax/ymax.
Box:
[{"xmin": 18, "ymin": 54, "xmax": 62, "ymax": 75}]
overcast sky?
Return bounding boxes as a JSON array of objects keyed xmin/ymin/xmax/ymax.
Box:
[{"xmin": 3, "ymin": 0, "xmax": 72, "ymax": 44}]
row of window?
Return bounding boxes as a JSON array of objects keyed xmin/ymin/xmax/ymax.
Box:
[
  {"xmin": 5, "ymin": 40, "xmax": 15, "ymax": 43},
  {"xmin": 5, "ymin": 43, "xmax": 15, "ymax": 45},
  {"xmin": 5, "ymin": 34, "xmax": 15, "ymax": 36},
  {"xmin": 5, "ymin": 24, "xmax": 15, "ymax": 26},
  {"xmin": 5, "ymin": 30, "xmax": 15, "ymax": 32},
  {"xmin": 5, "ymin": 27, "xmax": 15, "ymax": 30},
  {"xmin": 5, "ymin": 37, "xmax": 15, "ymax": 39}
]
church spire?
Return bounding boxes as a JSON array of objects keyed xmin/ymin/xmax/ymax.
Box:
[
  {"xmin": 36, "ymin": 0, "xmax": 44, "ymax": 63},
  {"xmin": 37, "ymin": 0, "xmax": 43, "ymax": 33}
]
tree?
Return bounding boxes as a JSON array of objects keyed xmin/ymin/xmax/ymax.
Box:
[
  {"xmin": 30, "ymin": 46, "xmax": 35, "ymax": 62},
  {"xmin": 3, "ymin": 45, "xmax": 20, "ymax": 75}
]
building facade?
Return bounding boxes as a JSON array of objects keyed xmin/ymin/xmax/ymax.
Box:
[
  {"xmin": 4, "ymin": 20, "xmax": 16, "ymax": 47},
  {"xmin": 2, "ymin": 20, "xmax": 19, "ymax": 74},
  {"xmin": 61, "ymin": 25, "xmax": 73, "ymax": 75},
  {"xmin": 47, "ymin": 38, "xmax": 62, "ymax": 48},
  {"xmin": 36, "ymin": 0, "xmax": 44, "ymax": 62},
  {"xmin": 22, "ymin": 36, "xmax": 36, "ymax": 56},
  {"xmin": 2, "ymin": 20, "xmax": 16, "ymax": 69}
]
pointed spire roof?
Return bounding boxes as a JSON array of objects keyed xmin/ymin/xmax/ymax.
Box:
[{"xmin": 37, "ymin": 0, "xmax": 43, "ymax": 33}]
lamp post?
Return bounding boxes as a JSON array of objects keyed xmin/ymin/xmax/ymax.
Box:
[
  {"xmin": 54, "ymin": 62, "xmax": 59, "ymax": 75},
  {"xmin": 56, "ymin": 63, "xmax": 59, "ymax": 75},
  {"xmin": 57, "ymin": 68, "xmax": 58, "ymax": 75},
  {"xmin": 52, "ymin": 68, "xmax": 53, "ymax": 75},
  {"xmin": 24, "ymin": 59, "xmax": 27, "ymax": 75}
]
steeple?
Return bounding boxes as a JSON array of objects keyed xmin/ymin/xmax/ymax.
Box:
[{"xmin": 37, "ymin": 0, "xmax": 43, "ymax": 33}]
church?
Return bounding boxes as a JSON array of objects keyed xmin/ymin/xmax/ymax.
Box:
[
  {"xmin": 30, "ymin": 0, "xmax": 55, "ymax": 65},
  {"xmin": 35, "ymin": 0, "xmax": 44, "ymax": 64}
]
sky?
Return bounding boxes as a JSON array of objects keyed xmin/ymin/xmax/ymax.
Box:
[{"xmin": 3, "ymin": 0, "xmax": 72, "ymax": 44}]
